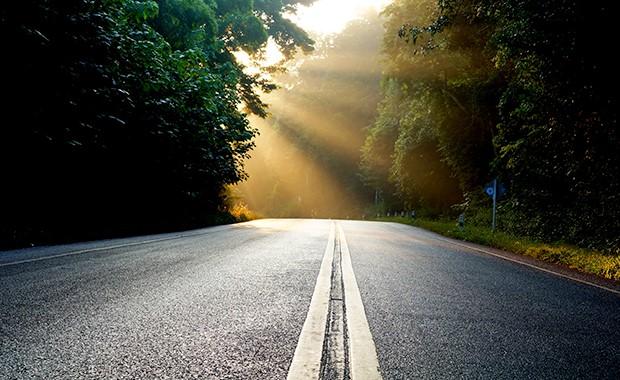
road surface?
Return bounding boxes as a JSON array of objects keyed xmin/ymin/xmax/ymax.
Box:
[{"xmin": 1, "ymin": 219, "xmax": 619, "ymax": 379}]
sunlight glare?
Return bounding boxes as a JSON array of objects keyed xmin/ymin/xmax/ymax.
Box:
[{"xmin": 288, "ymin": 0, "xmax": 391, "ymax": 35}]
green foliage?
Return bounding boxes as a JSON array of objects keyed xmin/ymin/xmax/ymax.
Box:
[
  {"xmin": 359, "ymin": 79, "xmax": 402, "ymax": 209},
  {"xmin": 151, "ymin": 0, "xmax": 217, "ymax": 50},
  {"xmin": 253, "ymin": 0, "xmax": 314, "ymax": 58},
  {"xmin": 126, "ymin": 0, "xmax": 160, "ymax": 22},
  {"xmin": 485, "ymin": 1, "xmax": 619, "ymax": 248},
  {"xmin": 215, "ymin": 0, "xmax": 268, "ymax": 52},
  {"xmin": 363, "ymin": 0, "xmax": 619, "ymax": 251},
  {"xmin": 362, "ymin": 0, "xmax": 496, "ymax": 214},
  {"xmin": 0, "ymin": 0, "xmax": 313, "ymax": 247}
]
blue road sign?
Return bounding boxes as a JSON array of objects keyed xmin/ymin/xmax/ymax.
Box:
[
  {"xmin": 484, "ymin": 180, "xmax": 506, "ymax": 199},
  {"xmin": 485, "ymin": 185, "xmax": 494, "ymax": 197}
]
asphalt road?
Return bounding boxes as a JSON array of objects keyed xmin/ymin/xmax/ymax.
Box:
[{"xmin": 1, "ymin": 219, "xmax": 619, "ymax": 379}]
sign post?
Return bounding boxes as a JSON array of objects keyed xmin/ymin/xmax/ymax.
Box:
[
  {"xmin": 492, "ymin": 179, "xmax": 497, "ymax": 231},
  {"xmin": 484, "ymin": 179, "xmax": 504, "ymax": 232}
]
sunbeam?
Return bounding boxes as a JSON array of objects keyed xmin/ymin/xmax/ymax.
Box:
[
  {"xmin": 232, "ymin": 3, "xmax": 385, "ymax": 219},
  {"xmin": 235, "ymin": 116, "xmax": 365, "ymax": 218}
]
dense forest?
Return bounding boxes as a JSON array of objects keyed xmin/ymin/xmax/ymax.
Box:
[
  {"xmin": 1, "ymin": 0, "xmax": 617, "ymax": 253},
  {"xmin": 361, "ymin": 0, "xmax": 618, "ymax": 251},
  {"xmin": 0, "ymin": 0, "xmax": 314, "ymax": 248}
]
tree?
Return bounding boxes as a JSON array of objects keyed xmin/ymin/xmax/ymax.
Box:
[
  {"xmin": 361, "ymin": 0, "xmax": 496, "ymax": 215},
  {"xmin": 389, "ymin": 0, "xmax": 619, "ymax": 249},
  {"xmin": 0, "ymin": 0, "xmax": 314, "ymax": 247}
]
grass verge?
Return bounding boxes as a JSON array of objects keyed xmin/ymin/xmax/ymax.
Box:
[{"xmin": 377, "ymin": 216, "xmax": 620, "ymax": 281}]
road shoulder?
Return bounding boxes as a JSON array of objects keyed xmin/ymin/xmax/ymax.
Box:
[{"xmin": 386, "ymin": 221, "xmax": 620, "ymax": 295}]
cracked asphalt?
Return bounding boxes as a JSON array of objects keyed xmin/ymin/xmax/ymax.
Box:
[{"xmin": 1, "ymin": 219, "xmax": 619, "ymax": 379}]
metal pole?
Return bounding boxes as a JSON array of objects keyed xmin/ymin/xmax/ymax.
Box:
[{"xmin": 492, "ymin": 178, "xmax": 497, "ymax": 232}]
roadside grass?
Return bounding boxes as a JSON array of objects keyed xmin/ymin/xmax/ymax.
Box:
[{"xmin": 377, "ymin": 216, "xmax": 620, "ymax": 281}]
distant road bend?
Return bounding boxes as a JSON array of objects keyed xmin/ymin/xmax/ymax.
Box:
[{"xmin": 1, "ymin": 219, "xmax": 619, "ymax": 379}]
